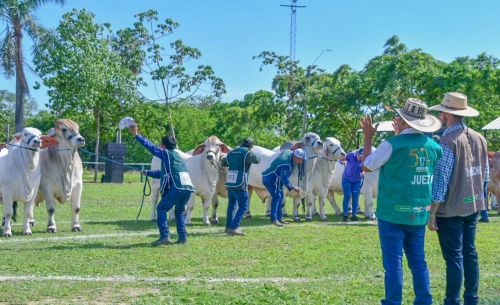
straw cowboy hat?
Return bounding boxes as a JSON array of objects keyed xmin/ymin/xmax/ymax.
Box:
[
  {"xmin": 391, "ymin": 98, "xmax": 442, "ymax": 133},
  {"xmin": 429, "ymin": 92, "xmax": 479, "ymax": 117}
]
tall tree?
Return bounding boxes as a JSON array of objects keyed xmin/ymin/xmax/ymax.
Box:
[
  {"xmin": 114, "ymin": 10, "xmax": 226, "ymax": 138},
  {"xmin": 0, "ymin": 0, "xmax": 65, "ymax": 132},
  {"xmin": 34, "ymin": 9, "xmax": 138, "ymax": 182}
]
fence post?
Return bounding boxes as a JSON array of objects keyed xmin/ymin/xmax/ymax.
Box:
[{"xmin": 141, "ymin": 164, "xmax": 144, "ymax": 182}]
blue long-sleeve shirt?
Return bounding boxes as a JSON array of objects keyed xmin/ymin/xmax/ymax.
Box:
[
  {"xmin": 135, "ymin": 134, "xmax": 169, "ymax": 179},
  {"xmin": 262, "ymin": 155, "xmax": 296, "ymax": 191}
]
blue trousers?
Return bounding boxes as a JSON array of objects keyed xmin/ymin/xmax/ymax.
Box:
[
  {"xmin": 226, "ymin": 190, "xmax": 249, "ymax": 230},
  {"xmin": 263, "ymin": 181, "xmax": 283, "ymax": 222},
  {"xmin": 342, "ymin": 177, "xmax": 361, "ymax": 215},
  {"xmin": 480, "ymin": 181, "xmax": 489, "ymax": 220},
  {"xmin": 157, "ymin": 188, "xmax": 191, "ymax": 241},
  {"xmin": 378, "ymin": 219, "xmax": 432, "ymax": 305},
  {"xmin": 436, "ymin": 212, "xmax": 479, "ymax": 305}
]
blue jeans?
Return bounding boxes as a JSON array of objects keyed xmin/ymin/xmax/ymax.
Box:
[
  {"xmin": 436, "ymin": 212, "xmax": 479, "ymax": 305},
  {"xmin": 378, "ymin": 219, "xmax": 432, "ymax": 305},
  {"xmin": 157, "ymin": 188, "xmax": 192, "ymax": 241},
  {"xmin": 263, "ymin": 181, "xmax": 283, "ymax": 222},
  {"xmin": 226, "ymin": 190, "xmax": 249, "ymax": 230},
  {"xmin": 480, "ymin": 181, "xmax": 489, "ymax": 219},
  {"xmin": 342, "ymin": 177, "xmax": 361, "ymax": 215}
]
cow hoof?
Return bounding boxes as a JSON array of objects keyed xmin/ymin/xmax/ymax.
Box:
[
  {"xmin": 151, "ymin": 219, "xmax": 157, "ymax": 223},
  {"xmin": 72, "ymin": 226, "xmax": 82, "ymax": 232},
  {"xmin": 203, "ymin": 222, "xmax": 211, "ymax": 226},
  {"xmin": 46, "ymin": 227, "xmax": 57, "ymax": 233},
  {"xmin": 23, "ymin": 231, "xmax": 32, "ymax": 236},
  {"xmin": 283, "ymin": 213, "xmax": 288, "ymax": 217},
  {"xmin": 186, "ymin": 223, "xmax": 192, "ymax": 227},
  {"xmin": 313, "ymin": 212, "xmax": 319, "ymax": 216},
  {"xmin": 29, "ymin": 220, "xmax": 36, "ymax": 227},
  {"xmin": 335, "ymin": 212, "xmax": 343, "ymax": 216},
  {"xmin": 321, "ymin": 218, "xmax": 328, "ymax": 222},
  {"xmin": 357, "ymin": 210, "xmax": 364, "ymax": 215},
  {"xmin": 244, "ymin": 214, "xmax": 252, "ymax": 219},
  {"xmin": 265, "ymin": 213, "xmax": 270, "ymax": 217},
  {"xmin": 366, "ymin": 216, "xmax": 377, "ymax": 221},
  {"xmin": 305, "ymin": 217, "xmax": 312, "ymax": 222},
  {"xmin": 293, "ymin": 217, "xmax": 301, "ymax": 223},
  {"xmin": 3, "ymin": 233, "xmax": 12, "ymax": 237},
  {"xmin": 211, "ymin": 219, "xmax": 219, "ymax": 225}
]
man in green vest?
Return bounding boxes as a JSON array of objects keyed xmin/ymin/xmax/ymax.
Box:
[
  {"xmin": 360, "ymin": 98, "xmax": 443, "ymax": 305},
  {"xmin": 262, "ymin": 148, "xmax": 306, "ymax": 226},
  {"xmin": 129, "ymin": 125, "xmax": 195, "ymax": 246},
  {"xmin": 221, "ymin": 137, "xmax": 261, "ymax": 236}
]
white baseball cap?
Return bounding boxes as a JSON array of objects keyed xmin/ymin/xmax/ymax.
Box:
[
  {"xmin": 293, "ymin": 148, "xmax": 308, "ymax": 161},
  {"xmin": 119, "ymin": 117, "xmax": 138, "ymax": 130}
]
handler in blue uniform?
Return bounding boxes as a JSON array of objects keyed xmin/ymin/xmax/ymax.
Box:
[
  {"xmin": 221, "ymin": 137, "xmax": 261, "ymax": 236},
  {"xmin": 262, "ymin": 149, "xmax": 306, "ymax": 226},
  {"xmin": 129, "ymin": 126, "xmax": 195, "ymax": 246}
]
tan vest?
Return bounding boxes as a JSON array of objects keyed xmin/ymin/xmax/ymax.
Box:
[{"xmin": 437, "ymin": 127, "xmax": 487, "ymax": 217}]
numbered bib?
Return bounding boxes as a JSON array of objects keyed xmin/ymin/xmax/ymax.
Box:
[
  {"xmin": 179, "ymin": 172, "xmax": 193, "ymax": 186},
  {"xmin": 226, "ymin": 170, "xmax": 238, "ymax": 184}
]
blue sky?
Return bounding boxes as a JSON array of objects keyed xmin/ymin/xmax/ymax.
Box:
[{"xmin": 2, "ymin": 0, "xmax": 500, "ymax": 109}]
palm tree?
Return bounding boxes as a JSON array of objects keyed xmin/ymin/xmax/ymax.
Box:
[{"xmin": 0, "ymin": 0, "xmax": 65, "ymax": 132}]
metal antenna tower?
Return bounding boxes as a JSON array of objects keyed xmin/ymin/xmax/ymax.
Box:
[{"xmin": 280, "ymin": 0, "xmax": 305, "ymax": 61}]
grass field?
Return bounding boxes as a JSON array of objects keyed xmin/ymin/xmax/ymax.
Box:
[{"xmin": 1, "ymin": 172, "xmax": 499, "ymax": 304}]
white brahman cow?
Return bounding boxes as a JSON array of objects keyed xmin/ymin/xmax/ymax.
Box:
[
  {"xmin": 0, "ymin": 127, "xmax": 58, "ymax": 236},
  {"xmin": 150, "ymin": 136, "xmax": 230, "ymax": 226},
  {"xmin": 488, "ymin": 151, "xmax": 500, "ymax": 211},
  {"xmin": 301, "ymin": 137, "xmax": 346, "ymax": 222},
  {"xmin": 35, "ymin": 119, "xmax": 86, "ymax": 233},
  {"xmin": 245, "ymin": 132, "xmax": 323, "ymax": 218}
]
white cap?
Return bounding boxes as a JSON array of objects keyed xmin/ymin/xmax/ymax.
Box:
[
  {"xmin": 119, "ymin": 117, "xmax": 138, "ymax": 130},
  {"xmin": 293, "ymin": 148, "xmax": 308, "ymax": 161}
]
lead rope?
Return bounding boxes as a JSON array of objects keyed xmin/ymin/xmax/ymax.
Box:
[
  {"xmin": 77, "ymin": 148, "xmax": 151, "ymax": 222},
  {"xmin": 135, "ymin": 175, "xmax": 151, "ymax": 223}
]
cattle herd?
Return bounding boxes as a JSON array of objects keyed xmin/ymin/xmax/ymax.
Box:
[{"xmin": 1, "ymin": 120, "xmax": 499, "ymax": 239}]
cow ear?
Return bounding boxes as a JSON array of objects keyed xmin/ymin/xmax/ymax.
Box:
[
  {"xmin": 291, "ymin": 142, "xmax": 303, "ymax": 151},
  {"xmin": 192, "ymin": 144, "xmax": 206, "ymax": 155},
  {"xmin": 47, "ymin": 128, "xmax": 56, "ymax": 137},
  {"xmin": 220, "ymin": 144, "xmax": 231, "ymax": 154},
  {"xmin": 41, "ymin": 136, "xmax": 60, "ymax": 149},
  {"xmin": 13, "ymin": 132, "xmax": 22, "ymax": 141}
]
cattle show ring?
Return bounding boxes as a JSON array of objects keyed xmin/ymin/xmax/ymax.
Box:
[
  {"xmin": 0, "ymin": 114, "xmax": 499, "ymax": 304},
  {"xmin": 2, "ymin": 1, "xmax": 500, "ymax": 303}
]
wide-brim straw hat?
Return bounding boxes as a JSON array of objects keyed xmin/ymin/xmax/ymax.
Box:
[
  {"xmin": 429, "ymin": 92, "xmax": 479, "ymax": 117},
  {"xmin": 392, "ymin": 98, "xmax": 442, "ymax": 133}
]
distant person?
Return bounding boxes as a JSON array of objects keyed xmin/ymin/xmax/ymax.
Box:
[
  {"xmin": 221, "ymin": 137, "xmax": 261, "ymax": 236},
  {"xmin": 262, "ymin": 149, "xmax": 306, "ymax": 226},
  {"xmin": 361, "ymin": 98, "xmax": 443, "ymax": 305},
  {"xmin": 341, "ymin": 148, "xmax": 364, "ymax": 222},
  {"xmin": 428, "ymin": 92, "xmax": 488, "ymax": 305},
  {"xmin": 129, "ymin": 125, "xmax": 195, "ymax": 246}
]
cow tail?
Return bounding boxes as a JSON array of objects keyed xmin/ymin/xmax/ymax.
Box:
[{"xmin": 12, "ymin": 201, "xmax": 18, "ymax": 222}]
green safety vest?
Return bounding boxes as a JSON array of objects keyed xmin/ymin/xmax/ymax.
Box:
[
  {"xmin": 262, "ymin": 150, "xmax": 294, "ymax": 188},
  {"xmin": 160, "ymin": 149, "xmax": 195, "ymax": 196},
  {"xmin": 376, "ymin": 133, "xmax": 443, "ymax": 226},
  {"xmin": 225, "ymin": 146, "xmax": 251, "ymax": 190}
]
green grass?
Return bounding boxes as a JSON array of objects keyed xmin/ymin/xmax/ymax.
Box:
[{"xmin": 1, "ymin": 172, "xmax": 499, "ymax": 304}]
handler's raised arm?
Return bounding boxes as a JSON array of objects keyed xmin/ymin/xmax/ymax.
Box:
[
  {"xmin": 360, "ymin": 115, "xmax": 379, "ymax": 172},
  {"xmin": 129, "ymin": 125, "xmax": 138, "ymax": 136}
]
